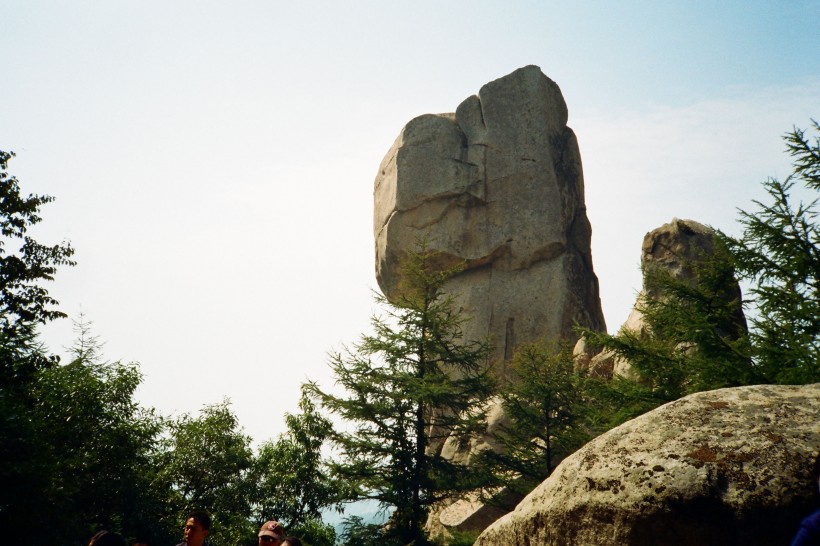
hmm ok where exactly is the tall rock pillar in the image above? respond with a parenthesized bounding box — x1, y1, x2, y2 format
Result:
(374, 65, 605, 369)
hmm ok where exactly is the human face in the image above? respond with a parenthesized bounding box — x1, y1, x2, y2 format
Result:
(184, 517, 209, 546)
(258, 535, 283, 546)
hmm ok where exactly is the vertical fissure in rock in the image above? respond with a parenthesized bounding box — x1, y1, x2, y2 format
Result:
(504, 317, 515, 366)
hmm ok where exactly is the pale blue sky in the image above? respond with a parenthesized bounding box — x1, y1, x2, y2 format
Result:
(1, 1, 818, 443)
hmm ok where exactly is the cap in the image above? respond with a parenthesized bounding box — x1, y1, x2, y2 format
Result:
(258, 520, 284, 538)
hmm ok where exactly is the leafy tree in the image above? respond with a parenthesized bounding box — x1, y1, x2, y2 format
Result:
(0, 151, 75, 531)
(721, 120, 820, 384)
(475, 342, 603, 497)
(0, 324, 58, 542)
(250, 387, 343, 546)
(1, 315, 166, 545)
(35, 318, 164, 541)
(0, 152, 84, 545)
(0, 341, 61, 544)
(307, 247, 495, 545)
(0, 150, 75, 340)
(289, 517, 338, 546)
(156, 401, 255, 546)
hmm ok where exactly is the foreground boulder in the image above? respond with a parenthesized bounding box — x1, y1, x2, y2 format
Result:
(475, 383, 820, 546)
(374, 65, 605, 368)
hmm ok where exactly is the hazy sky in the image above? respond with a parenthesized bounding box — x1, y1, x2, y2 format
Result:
(2, 1, 818, 444)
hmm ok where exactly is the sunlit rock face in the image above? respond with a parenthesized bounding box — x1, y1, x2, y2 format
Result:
(474, 383, 820, 546)
(374, 65, 606, 368)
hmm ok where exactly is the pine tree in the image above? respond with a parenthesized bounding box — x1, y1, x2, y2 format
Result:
(474, 342, 602, 498)
(720, 120, 820, 383)
(580, 121, 820, 419)
(307, 247, 495, 545)
(584, 238, 756, 411)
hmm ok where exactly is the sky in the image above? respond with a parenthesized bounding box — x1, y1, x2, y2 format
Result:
(1, 0, 818, 445)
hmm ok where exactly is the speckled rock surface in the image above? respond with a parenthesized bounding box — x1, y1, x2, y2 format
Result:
(475, 383, 820, 546)
(374, 65, 605, 367)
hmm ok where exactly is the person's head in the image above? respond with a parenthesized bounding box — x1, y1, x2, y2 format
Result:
(88, 531, 127, 546)
(281, 538, 302, 546)
(258, 520, 285, 545)
(132, 537, 150, 546)
(183, 510, 211, 546)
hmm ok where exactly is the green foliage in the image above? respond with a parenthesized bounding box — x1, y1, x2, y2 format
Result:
(308, 246, 495, 545)
(584, 239, 756, 409)
(0, 150, 75, 340)
(0, 317, 167, 545)
(36, 344, 162, 538)
(289, 516, 338, 546)
(435, 529, 481, 546)
(580, 121, 820, 427)
(249, 387, 342, 545)
(720, 120, 820, 384)
(476, 343, 603, 497)
(0, 152, 76, 519)
(581, 374, 667, 430)
(578, 238, 760, 427)
(157, 400, 256, 545)
(338, 515, 400, 546)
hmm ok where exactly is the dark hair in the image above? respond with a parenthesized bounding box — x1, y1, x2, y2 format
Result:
(282, 538, 303, 546)
(88, 530, 127, 546)
(187, 510, 212, 531)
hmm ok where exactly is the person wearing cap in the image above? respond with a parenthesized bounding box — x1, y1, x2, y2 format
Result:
(258, 520, 285, 545)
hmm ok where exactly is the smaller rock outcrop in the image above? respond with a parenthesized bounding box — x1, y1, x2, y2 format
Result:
(474, 383, 820, 546)
(575, 218, 746, 379)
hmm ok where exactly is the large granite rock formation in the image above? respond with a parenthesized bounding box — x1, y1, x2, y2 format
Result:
(374, 65, 606, 369)
(474, 383, 820, 546)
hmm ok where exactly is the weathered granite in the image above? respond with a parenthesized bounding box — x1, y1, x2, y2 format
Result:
(475, 383, 820, 546)
(374, 65, 606, 368)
